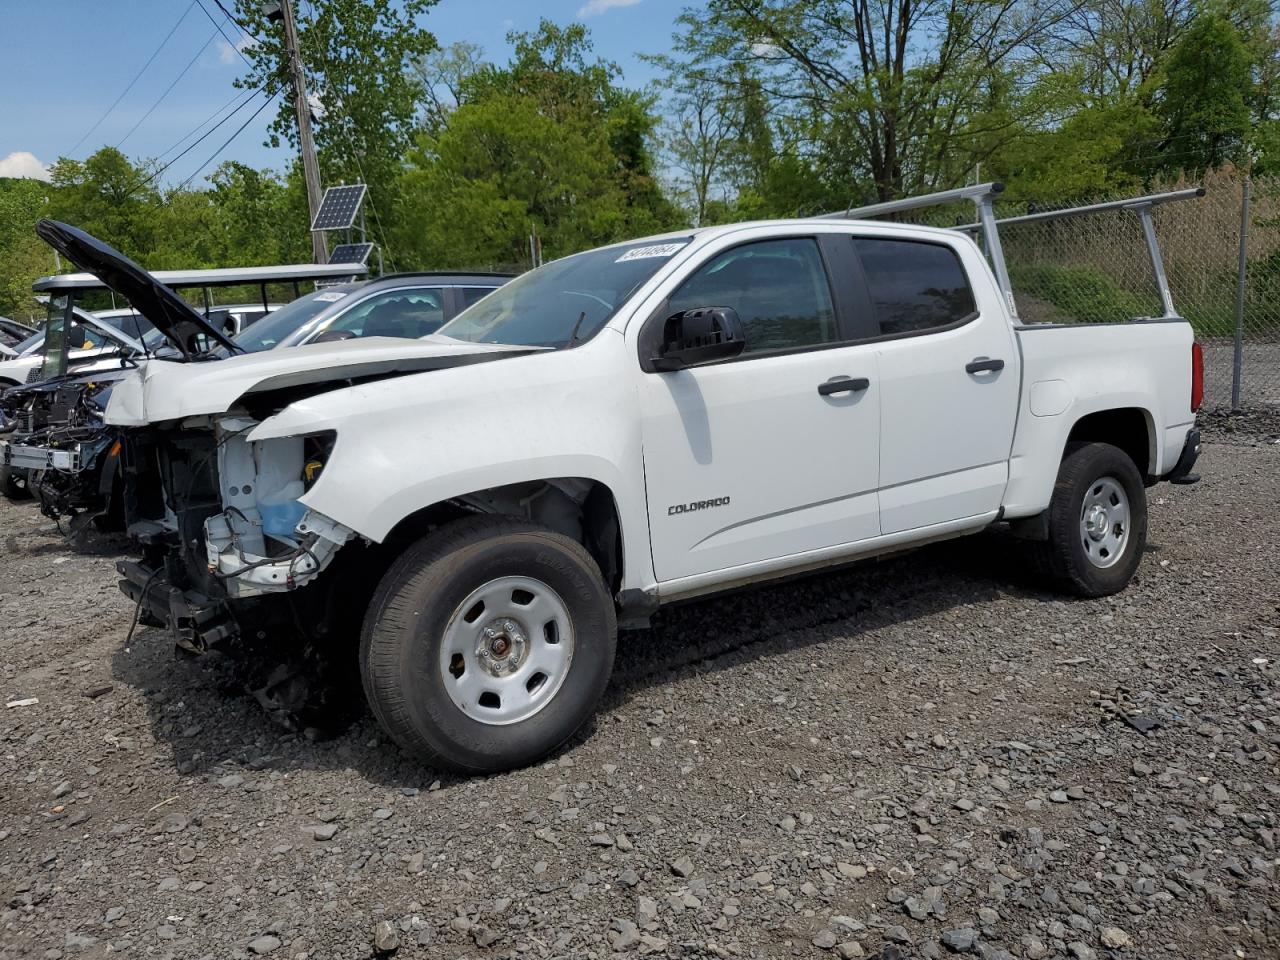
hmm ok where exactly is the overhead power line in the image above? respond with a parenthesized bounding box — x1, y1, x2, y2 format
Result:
(195, 0, 255, 69)
(132, 83, 273, 193)
(212, 0, 264, 43)
(117, 28, 220, 149)
(154, 86, 254, 163)
(68, 0, 198, 155)
(175, 88, 280, 190)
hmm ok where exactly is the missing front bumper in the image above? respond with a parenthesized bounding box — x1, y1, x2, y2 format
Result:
(117, 559, 236, 652)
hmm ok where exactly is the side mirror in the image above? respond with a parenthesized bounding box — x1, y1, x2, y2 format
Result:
(651, 306, 746, 371)
(312, 329, 357, 344)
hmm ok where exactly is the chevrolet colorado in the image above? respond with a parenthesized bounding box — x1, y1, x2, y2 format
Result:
(51, 183, 1204, 773)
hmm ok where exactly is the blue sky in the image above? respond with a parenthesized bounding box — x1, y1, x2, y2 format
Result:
(0, 0, 691, 186)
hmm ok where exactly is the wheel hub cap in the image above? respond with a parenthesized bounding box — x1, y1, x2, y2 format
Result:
(1079, 476, 1130, 569)
(439, 575, 576, 725)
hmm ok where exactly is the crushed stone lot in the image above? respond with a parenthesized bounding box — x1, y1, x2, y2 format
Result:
(1, 437, 1278, 960)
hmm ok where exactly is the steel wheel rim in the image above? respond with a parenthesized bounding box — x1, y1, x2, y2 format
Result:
(1080, 476, 1130, 569)
(438, 575, 575, 725)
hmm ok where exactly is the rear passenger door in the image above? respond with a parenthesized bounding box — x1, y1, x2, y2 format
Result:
(857, 237, 1019, 534)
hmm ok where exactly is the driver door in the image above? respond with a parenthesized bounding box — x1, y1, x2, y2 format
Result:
(638, 237, 881, 584)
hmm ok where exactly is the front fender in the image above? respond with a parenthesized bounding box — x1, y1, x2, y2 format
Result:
(246, 339, 656, 592)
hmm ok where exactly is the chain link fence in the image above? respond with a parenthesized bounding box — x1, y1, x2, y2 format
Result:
(989, 168, 1279, 411)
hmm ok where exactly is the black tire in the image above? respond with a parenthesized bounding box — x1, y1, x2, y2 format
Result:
(0, 462, 31, 500)
(1029, 441, 1148, 597)
(360, 515, 617, 773)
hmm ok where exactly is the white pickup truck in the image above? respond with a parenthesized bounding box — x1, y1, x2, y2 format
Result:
(40, 184, 1203, 773)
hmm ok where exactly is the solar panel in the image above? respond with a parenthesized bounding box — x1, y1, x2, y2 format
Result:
(327, 242, 374, 266)
(310, 184, 367, 231)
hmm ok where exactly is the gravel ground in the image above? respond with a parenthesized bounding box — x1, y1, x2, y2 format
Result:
(1, 440, 1278, 960)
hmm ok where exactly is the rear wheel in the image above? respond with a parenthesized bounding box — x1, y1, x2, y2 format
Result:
(360, 516, 617, 773)
(1029, 441, 1147, 597)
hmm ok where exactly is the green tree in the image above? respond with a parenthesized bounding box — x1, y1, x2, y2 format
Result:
(1154, 12, 1252, 175)
(0, 178, 55, 320)
(45, 148, 161, 258)
(396, 21, 680, 268)
(232, 0, 439, 239)
(205, 161, 310, 266)
(662, 0, 1079, 204)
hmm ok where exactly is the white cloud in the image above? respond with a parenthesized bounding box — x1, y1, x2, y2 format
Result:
(0, 151, 50, 181)
(217, 35, 257, 64)
(577, 0, 641, 17)
(750, 41, 782, 57)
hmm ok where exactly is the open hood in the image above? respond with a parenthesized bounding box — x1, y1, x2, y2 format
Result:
(35, 220, 239, 360)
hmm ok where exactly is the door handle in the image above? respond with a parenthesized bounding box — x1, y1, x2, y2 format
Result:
(818, 376, 870, 396)
(965, 357, 1005, 374)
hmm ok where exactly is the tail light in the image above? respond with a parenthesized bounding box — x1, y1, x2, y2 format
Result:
(1190, 342, 1203, 413)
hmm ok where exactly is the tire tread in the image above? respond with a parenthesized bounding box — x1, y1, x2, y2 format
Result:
(359, 514, 615, 773)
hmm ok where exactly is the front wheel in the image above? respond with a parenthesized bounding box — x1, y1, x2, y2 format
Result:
(360, 516, 617, 773)
(0, 462, 31, 500)
(1029, 441, 1148, 597)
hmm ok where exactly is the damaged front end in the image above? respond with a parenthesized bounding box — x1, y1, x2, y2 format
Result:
(0, 376, 123, 526)
(116, 415, 368, 729)
(118, 416, 358, 645)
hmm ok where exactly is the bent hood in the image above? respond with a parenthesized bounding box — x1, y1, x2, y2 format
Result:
(35, 220, 238, 359)
(105, 335, 542, 426)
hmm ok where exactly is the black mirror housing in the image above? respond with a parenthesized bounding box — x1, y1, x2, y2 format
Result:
(312, 329, 357, 344)
(652, 306, 746, 371)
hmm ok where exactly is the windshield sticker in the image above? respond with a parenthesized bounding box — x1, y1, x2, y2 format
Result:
(615, 243, 687, 263)
(315, 292, 347, 302)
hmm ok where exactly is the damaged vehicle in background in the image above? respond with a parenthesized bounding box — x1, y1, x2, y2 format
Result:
(53, 183, 1202, 774)
(0, 316, 38, 355)
(0, 305, 145, 390)
(2, 232, 508, 527)
(0, 248, 365, 517)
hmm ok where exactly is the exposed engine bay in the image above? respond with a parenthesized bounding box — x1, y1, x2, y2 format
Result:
(0, 375, 124, 527)
(114, 407, 614, 732)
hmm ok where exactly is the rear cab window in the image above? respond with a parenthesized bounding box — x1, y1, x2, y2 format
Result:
(853, 238, 976, 337)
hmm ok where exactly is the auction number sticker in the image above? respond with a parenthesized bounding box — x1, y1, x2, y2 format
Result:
(314, 292, 348, 302)
(615, 243, 687, 262)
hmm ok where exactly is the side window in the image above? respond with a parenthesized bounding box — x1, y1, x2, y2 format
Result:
(70, 323, 101, 350)
(853, 238, 976, 336)
(666, 238, 836, 355)
(458, 286, 496, 310)
(324, 288, 447, 340)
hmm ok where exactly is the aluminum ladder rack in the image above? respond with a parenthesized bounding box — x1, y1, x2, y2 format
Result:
(815, 183, 1204, 321)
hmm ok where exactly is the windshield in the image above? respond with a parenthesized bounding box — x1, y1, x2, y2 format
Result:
(229, 289, 351, 354)
(438, 239, 692, 347)
(98, 311, 155, 342)
(12, 330, 43, 356)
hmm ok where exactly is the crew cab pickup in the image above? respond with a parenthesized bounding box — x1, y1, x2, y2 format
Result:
(41, 183, 1203, 773)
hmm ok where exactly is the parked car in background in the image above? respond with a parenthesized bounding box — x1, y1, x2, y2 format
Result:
(0, 251, 364, 516)
(0, 306, 144, 389)
(0, 316, 38, 355)
(228, 271, 512, 353)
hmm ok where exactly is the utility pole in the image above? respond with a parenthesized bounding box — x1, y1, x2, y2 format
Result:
(270, 0, 327, 263)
